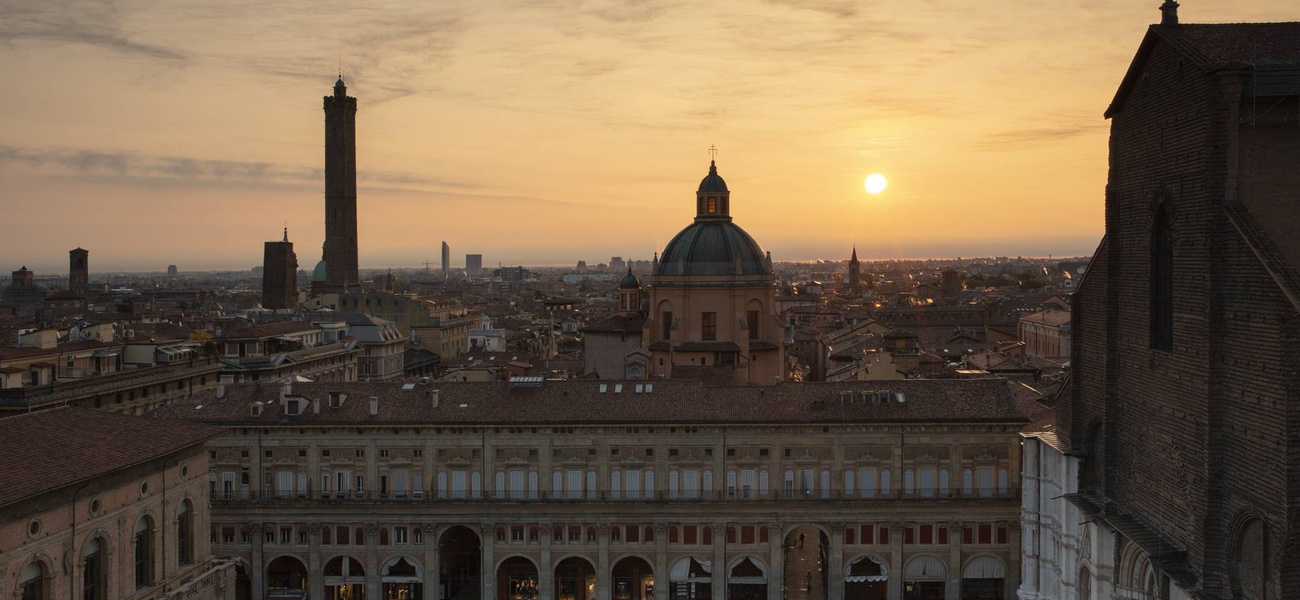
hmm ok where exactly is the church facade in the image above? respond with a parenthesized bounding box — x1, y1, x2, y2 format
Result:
(642, 161, 785, 385)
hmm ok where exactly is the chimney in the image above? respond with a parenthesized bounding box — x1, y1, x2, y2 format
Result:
(429, 389, 440, 408)
(313, 397, 320, 414)
(216, 381, 226, 399)
(280, 380, 292, 405)
(369, 396, 379, 416)
(1159, 0, 1179, 26)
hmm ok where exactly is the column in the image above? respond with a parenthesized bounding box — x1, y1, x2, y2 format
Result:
(950, 442, 963, 499)
(540, 522, 554, 600)
(653, 524, 668, 600)
(597, 523, 611, 600)
(829, 523, 845, 600)
(888, 521, 903, 600)
(308, 442, 320, 497)
(365, 443, 378, 498)
(766, 523, 783, 600)
(309, 522, 324, 600)
(480, 523, 495, 600)
(364, 523, 379, 600)
(422, 524, 439, 600)
(947, 522, 962, 600)
(251, 522, 265, 600)
(1007, 521, 1023, 600)
(711, 523, 726, 600)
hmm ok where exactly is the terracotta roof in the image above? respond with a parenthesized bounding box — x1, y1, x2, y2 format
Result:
(582, 314, 647, 334)
(1019, 310, 1072, 327)
(153, 378, 1028, 426)
(219, 321, 317, 340)
(1165, 22, 1300, 68)
(0, 340, 116, 361)
(0, 407, 224, 508)
(1108, 21, 1300, 117)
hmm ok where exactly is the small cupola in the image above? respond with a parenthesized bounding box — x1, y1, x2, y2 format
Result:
(618, 267, 642, 313)
(695, 160, 732, 221)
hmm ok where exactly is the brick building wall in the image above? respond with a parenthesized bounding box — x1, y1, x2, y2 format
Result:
(1068, 22, 1300, 599)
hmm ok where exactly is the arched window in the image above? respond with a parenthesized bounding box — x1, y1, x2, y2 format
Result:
(20, 561, 47, 600)
(84, 538, 105, 600)
(134, 516, 154, 589)
(177, 500, 194, 565)
(1150, 203, 1173, 351)
(1232, 518, 1268, 600)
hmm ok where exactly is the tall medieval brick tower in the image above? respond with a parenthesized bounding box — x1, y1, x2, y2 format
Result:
(69, 247, 88, 296)
(323, 77, 359, 291)
(262, 228, 298, 310)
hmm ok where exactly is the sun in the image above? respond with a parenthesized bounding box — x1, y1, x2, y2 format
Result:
(865, 173, 888, 195)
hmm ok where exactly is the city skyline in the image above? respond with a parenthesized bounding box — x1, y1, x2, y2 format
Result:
(1, 0, 1289, 272)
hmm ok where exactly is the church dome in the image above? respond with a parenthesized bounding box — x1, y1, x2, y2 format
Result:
(654, 160, 772, 279)
(619, 268, 641, 289)
(312, 259, 327, 282)
(656, 221, 770, 277)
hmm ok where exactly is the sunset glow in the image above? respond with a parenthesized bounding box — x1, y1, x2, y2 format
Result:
(0, 0, 1290, 271)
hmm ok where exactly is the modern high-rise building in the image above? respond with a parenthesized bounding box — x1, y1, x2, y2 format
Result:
(441, 241, 450, 278)
(262, 228, 298, 310)
(323, 77, 359, 291)
(465, 254, 483, 275)
(69, 247, 88, 296)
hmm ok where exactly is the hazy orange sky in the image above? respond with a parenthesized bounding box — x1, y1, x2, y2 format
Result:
(0, 0, 1290, 272)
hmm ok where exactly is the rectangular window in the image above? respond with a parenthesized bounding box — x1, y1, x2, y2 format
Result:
(707, 197, 717, 214)
(395, 527, 408, 544)
(747, 310, 759, 338)
(661, 311, 673, 341)
(701, 312, 717, 340)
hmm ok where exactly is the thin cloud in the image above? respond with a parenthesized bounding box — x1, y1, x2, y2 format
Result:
(969, 124, 1107, 151)
(0, 0, 186, 60)
(0, 145, 473, 190)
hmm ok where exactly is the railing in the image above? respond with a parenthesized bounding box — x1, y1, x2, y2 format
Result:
(211, 487, 1018, 504)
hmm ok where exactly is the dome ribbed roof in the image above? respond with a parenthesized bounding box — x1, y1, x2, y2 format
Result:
(619, 268, 641, 289)
(312, 259, 327, 282)
(655, 221, 770, 277)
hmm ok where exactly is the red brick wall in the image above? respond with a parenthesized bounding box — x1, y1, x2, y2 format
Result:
(1072, 36, 1299, 597)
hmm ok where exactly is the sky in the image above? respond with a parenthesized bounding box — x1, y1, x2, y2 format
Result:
(0, 0, 1290, 272)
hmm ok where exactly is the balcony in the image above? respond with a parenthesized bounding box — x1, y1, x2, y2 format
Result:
(211, 486, 1017, 506)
